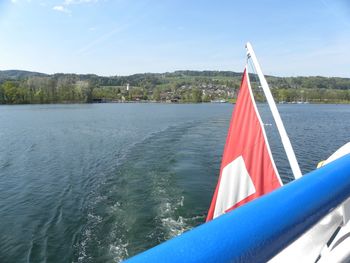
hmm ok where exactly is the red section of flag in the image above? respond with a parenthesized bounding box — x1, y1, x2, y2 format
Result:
(206, 69, 281, 222)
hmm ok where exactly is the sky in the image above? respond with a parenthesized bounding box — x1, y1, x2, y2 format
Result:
(0, 0, 349, 77)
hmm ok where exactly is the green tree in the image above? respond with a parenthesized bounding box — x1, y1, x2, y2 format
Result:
(0, 83, 4, 103)
(153, 88, 161, 101)
(3, 81, 21, 104)
(191, 88, 202, 103)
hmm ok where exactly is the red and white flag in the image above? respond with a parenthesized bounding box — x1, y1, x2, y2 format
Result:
(206, 68, 282, 221)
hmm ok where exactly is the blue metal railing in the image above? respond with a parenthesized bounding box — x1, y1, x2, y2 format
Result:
(125, 154, 350, 263)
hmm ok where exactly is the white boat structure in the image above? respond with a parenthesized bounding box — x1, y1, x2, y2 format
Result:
(125, 43, 350, 263)
(210, 99, 228, 103)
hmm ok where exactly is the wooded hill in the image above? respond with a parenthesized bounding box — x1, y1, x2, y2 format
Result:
(1, 70, 350, 104)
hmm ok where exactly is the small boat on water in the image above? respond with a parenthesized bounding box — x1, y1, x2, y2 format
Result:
(125, 43, 350, 262)
(210, 99, 228, 103)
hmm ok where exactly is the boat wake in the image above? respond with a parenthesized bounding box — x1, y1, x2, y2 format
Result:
(73, 120, 221, 262)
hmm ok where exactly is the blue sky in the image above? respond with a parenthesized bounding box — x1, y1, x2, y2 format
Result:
(0, 0, 349, 77)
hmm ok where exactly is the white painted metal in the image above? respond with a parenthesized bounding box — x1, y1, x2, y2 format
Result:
(245, 42, 302, 179)
(271, 144, 350, 262)
(245, 67, 282, 186)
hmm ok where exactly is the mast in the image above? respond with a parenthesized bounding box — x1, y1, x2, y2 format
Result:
(245, 42, 302, 179)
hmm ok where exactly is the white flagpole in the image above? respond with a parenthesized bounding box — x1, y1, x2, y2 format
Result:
(245, 42, 302, 179)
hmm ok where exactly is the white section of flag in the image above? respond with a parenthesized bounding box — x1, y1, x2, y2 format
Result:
(213, 156, 256, 218)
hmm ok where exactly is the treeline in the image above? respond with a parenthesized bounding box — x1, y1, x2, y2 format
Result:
(0, 70, 350, 104)
(270, 88, 350, 103)
(0, 75, 97, 104)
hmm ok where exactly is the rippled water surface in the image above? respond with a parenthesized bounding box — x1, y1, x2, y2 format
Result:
(0, 103, 349, 262)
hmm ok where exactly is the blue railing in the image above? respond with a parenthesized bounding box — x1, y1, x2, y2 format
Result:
(125, 154, 350, 263)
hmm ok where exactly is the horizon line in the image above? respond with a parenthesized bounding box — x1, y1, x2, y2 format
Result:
(0, 68, 349, 79)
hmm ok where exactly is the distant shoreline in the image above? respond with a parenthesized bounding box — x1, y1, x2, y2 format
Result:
(1, 69, 350, 105)
(2, 101, 350, 106)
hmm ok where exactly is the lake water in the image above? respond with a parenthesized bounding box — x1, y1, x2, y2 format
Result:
(0, 103, 350, 262)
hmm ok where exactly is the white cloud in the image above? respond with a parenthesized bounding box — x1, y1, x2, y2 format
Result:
(64, 0, 99, 5)
(52, 0, 100, 14)
(10, 0, 32, 3)
(53, 5, 71, 13)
